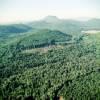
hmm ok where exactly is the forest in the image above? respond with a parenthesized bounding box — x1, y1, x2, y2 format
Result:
(0, 16, 100, 100)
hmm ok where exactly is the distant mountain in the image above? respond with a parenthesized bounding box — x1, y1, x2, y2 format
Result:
(1, 16, 100, 38)
(86, 18, 100, 26)
(74, 17, 91, 21)
(82, 18, 100, 30)
(43, 16, 60, 23)
(0, 24, 32, 37)
(28, 16, 100, 36)
(29, 16, 82, 36)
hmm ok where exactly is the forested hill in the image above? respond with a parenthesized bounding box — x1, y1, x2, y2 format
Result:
(0, 24, 32, 37)
(0, 17, 100, 100)
(17, 29, 72, 50)
(28, 16, 100, 36)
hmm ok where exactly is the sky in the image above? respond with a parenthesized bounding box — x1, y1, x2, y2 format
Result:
(0, 0, 100, 24)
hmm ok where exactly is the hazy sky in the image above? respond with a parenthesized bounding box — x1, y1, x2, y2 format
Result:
(0, 0, 100, 23)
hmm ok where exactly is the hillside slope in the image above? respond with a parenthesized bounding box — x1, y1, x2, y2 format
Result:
(0, 17, 100, 100)
(18, 29, 72, 50)
(0, 24, 32, 37)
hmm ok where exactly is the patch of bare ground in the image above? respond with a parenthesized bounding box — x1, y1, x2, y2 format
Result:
(21, 45, 64, 54)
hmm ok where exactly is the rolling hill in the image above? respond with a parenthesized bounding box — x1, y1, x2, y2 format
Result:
(28, 16, 100, 36)
(18, 29, 72, 50)
(0, 24, 32, 38)
(0, 16, 100, 100)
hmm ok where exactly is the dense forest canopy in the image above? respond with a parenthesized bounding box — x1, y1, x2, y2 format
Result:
(0, 16, 100, 100)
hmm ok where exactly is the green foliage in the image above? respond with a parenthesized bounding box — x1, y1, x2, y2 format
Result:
(18, 29, 72, 49)
(0, 20, 100, 100)
(0, 24, 32, 38)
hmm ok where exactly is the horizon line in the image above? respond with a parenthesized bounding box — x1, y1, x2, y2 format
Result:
(0, 15, 100, 25)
